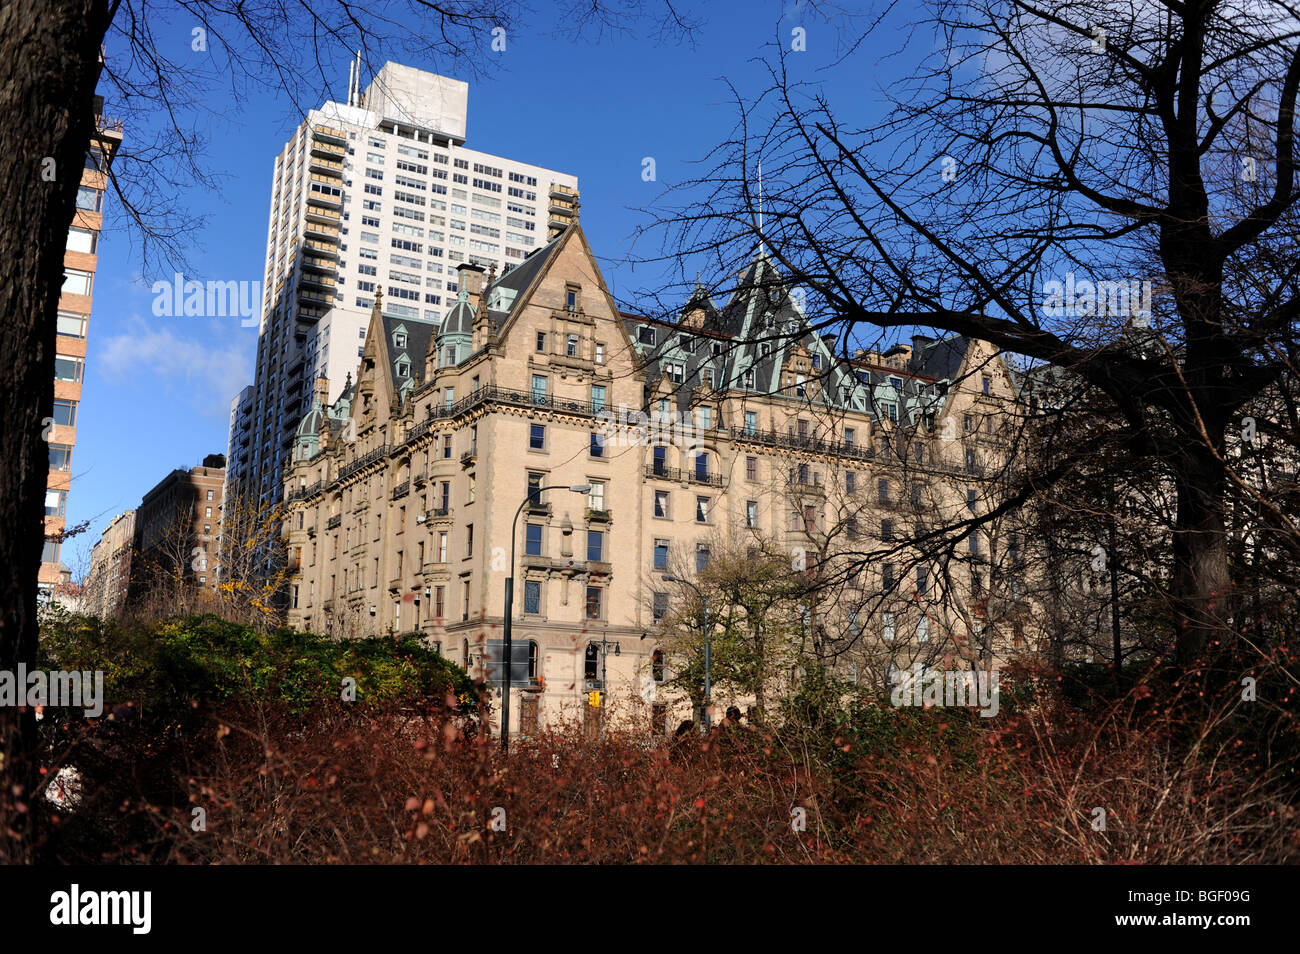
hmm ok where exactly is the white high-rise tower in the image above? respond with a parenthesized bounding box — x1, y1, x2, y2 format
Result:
(226, 62, 579, 501)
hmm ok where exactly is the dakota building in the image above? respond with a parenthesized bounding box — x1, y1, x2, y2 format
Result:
(281, 221, 1030, 733)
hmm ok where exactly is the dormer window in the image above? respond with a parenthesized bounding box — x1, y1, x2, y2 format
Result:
(760, 343, 771, 357)
(395, 332, 407, 349)
(396, 361, 410, 378)
(890, 376, 903, 390)
(566, 286, 579, 311)
(742, 368, 755, 389)
(639, 326, 656, 346)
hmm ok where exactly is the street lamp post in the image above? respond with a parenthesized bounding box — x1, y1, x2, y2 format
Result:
(663, 573, 711, 730)
(502, 483, 590, 753)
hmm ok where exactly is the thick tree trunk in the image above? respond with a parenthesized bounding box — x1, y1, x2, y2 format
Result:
(0, 0, 108, 862)
(1170, 443, 1232, 669)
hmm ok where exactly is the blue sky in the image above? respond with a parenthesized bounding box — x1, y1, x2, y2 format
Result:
(68, 1, 907, 574)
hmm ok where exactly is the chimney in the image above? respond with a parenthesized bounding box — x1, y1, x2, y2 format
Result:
(457, 262, 487, 311)
(313, 375, 329, 407)
(912, 333, 935, 355)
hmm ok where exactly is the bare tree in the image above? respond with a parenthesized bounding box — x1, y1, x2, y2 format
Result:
(636, 0, 1300, 671)
(0, 0, 698, 861)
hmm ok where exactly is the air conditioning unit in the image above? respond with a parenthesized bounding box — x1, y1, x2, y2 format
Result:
(416, 513, 427, 524)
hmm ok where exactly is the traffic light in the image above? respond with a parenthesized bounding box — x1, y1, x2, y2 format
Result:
(587, 689, 603, 707)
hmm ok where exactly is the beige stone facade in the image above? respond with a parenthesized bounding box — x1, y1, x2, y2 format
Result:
(283, 223, 1031, 735)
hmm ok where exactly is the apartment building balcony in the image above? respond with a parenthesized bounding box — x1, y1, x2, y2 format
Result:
(308, 155, 345, 176)
(412, 473, 428, 488)
(301, 257, 337, 276)
(305, 203, 341, 223)
(429, 507, 450, 519)
(299, 273, 337, 292)
(585, 508, 611, 523)
(326, 513, 342, 530)
(302, 239, 339, 259)
(312, 124, 347, 145)
(643, 465, 722, 487)
(460, 449, 476, 467)
(391, 480, 410, 500)
(303, 219, 341, 239)
(297, 290, 334, 311)
(306, 191, 342, 211)
(288, 479, 323, 502)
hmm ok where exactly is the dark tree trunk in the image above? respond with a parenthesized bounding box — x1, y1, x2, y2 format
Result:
(0, 0, 108, 861)
(1170, 442, 1232, 669)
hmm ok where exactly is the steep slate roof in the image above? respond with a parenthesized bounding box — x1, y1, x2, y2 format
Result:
(621, 247, 966, 424)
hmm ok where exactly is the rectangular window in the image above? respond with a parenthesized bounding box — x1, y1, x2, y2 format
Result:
(590, 432, 605, 458)
(56, 312, 87, 338)
(652, 445, 667, 475)
(881, 519, 894, 542)
(653, 591, 669, 623)
(591, 385, 606, 413)
(746, 456, 757, 480)
(531, 374, 548, 403)
(653, 538, 669, 571)
(75, 186, 102, 212)
(434, 586, 445, 619)
(437, 532, 448, 563)
(524, 580, 541, 614)
(655, 491, 669, 519)
(529, 424, 546, 450)
(878, 479, 891, 506)
(66, 227, 97, 254)
(54, 355, 83, 383)
(744, 411, 757, 435)
(846, 471, 856, 493)
(916, 567, 928, 596)
(746, 500, 758, 528)
(567, 333, 579, 357)
(696, 545, 711, 573)
(51, 399, 77, 428)
(466, 524, 474, 557)
(883, 563, 894, 589)
(883, 611, 896, 641)
(45, 489, 67, 517)
(587, 530, 604, 562)
(62, 270, 92, 296)
(585, 586, 603, 620)
(49, 443, 73, 472)
(536, 331, 546, 352)
(696, 496, 709, 523)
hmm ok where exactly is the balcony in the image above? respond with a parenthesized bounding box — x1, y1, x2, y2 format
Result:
(585, 508, 611, 523)
(309, 155, 344, 176)
(392, 480, 410, 500)
(305, 203, 342, 223)
(312, 124, 347, 145)
(326, 513, 342, 530)
(643, 465, 722, 488)
(303, 223, 340, 243)
(460, 449, 476, 467)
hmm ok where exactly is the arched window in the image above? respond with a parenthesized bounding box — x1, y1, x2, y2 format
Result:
(462, 637, 470, 665)
(527, 641, 539, 680)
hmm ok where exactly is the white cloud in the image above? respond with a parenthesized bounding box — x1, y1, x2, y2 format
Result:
(97, 318, 251, 414)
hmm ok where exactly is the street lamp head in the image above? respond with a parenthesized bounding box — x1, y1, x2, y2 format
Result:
(662, 573, 679, 583)
(568, 484, 592, 493)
